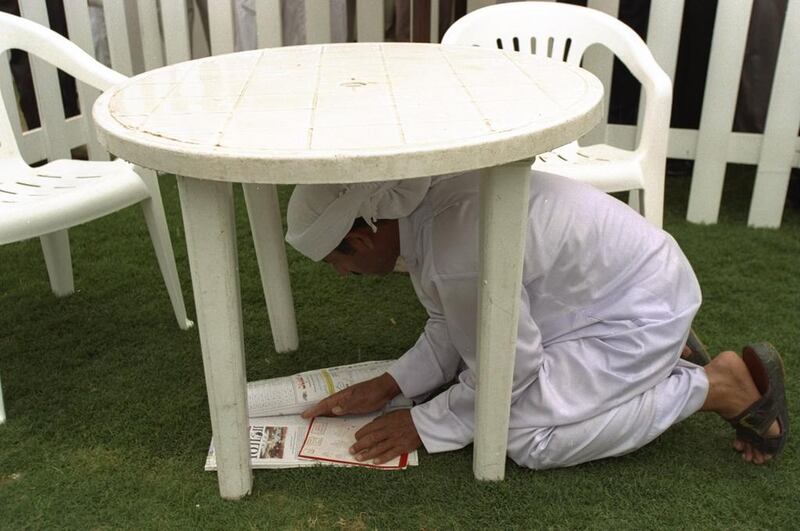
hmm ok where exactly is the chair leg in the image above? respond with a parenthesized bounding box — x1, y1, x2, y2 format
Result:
(242, 183, 299, 353)
(627, 189, 642, 215)
(136, 167, 194, 330)
(641, 186, 665, 229)
(0, 372, 6, 424)
(40, 230, 74, 296)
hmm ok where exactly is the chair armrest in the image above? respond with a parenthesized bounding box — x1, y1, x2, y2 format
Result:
(0, 12, 127, 91)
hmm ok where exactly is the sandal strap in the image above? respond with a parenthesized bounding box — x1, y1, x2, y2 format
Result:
(733, 426, 783, 455)
(727, 394, 779, 436)
(685, 328, 711, 366)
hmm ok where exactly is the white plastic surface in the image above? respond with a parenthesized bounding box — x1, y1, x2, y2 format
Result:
(686, 0, 753, 224)
(443, 2, 672, 227)
(177, 176, 252, 499)
(93, 41, 602, 494)
(93, 43, 603, 184)
(474, 160, 531, 480)
(0, 12, 192, 423)
(747, 0, 800, 228)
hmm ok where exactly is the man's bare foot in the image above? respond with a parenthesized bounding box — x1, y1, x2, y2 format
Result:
(701, 351, 782, 464)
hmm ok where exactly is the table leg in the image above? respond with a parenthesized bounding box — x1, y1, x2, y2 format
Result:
(473, 160, 531, 481)
(242, 183, 299, 353)
(176, 176, 252, 499)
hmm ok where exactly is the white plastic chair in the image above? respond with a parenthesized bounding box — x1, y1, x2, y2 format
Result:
(442, 2, 672, 227)
(0, 13, 192, 423)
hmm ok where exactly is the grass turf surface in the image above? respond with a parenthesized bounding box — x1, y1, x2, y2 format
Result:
(1, 166, 798, 529)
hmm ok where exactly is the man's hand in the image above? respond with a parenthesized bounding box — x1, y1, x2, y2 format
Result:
(301, 372, 401, 418)
(350, 409, 422, 465)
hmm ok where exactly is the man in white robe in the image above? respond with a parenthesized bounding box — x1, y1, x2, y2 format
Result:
(288, 170, 787, 469)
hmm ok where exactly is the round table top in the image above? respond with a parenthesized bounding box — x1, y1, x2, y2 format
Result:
(93, 43, 603, 184)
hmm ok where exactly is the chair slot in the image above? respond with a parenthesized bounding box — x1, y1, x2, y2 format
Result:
(496, 38, 503, 49)
(16, 181, 41, 188)
(512, 37, 520, 51)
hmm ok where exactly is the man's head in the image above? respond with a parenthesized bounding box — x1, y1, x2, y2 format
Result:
(285, 178, 430, 274)
(323, 217, 400, 276)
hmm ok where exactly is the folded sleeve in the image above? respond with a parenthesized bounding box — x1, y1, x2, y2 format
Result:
(410, 287, 544, 453)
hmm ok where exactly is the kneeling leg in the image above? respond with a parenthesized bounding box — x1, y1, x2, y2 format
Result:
(507, 362, 708, 470)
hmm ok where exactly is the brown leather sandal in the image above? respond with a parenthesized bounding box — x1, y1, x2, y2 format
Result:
(726, 343, 790, 459)
(683, 328, 711, 366)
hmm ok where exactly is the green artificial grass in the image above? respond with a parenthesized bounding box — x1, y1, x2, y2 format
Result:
(1, 165, 798, 529)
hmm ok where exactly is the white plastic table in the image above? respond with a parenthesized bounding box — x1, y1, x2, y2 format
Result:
(93, 42, 602, 499)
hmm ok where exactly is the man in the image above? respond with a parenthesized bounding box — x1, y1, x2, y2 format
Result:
(287, 170, 788, 469)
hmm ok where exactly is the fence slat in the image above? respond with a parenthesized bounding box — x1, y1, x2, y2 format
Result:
(430, 0, 440, 43)
(645, 0, 684, 82)
(643, 0, 684, 143)
(18, 2, 72, 161)
(209, 1, 236, 55)
(687, 0, 754, 224)
(748, 1, 800, 228)
(0, 51, 26, 154)
(356, 0, 384, 42)
(256, 0, 283, 47)
(467, 0, 494, 13)
(305, 1, 332, 44)
(580, 0, 620, 146)
(63, 0, 108, 161)
(103, 0, 135, 75)
(162, 0, 192, 64)
(330, 0, 348, 42)
(137, 0, 164, 70)
(125, 0, 145, 73)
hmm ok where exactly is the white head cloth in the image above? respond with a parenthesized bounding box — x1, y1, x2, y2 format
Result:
(286, 177, 431, 261)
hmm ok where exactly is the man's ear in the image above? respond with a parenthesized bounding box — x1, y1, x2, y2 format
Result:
(343, 228, 375, 251)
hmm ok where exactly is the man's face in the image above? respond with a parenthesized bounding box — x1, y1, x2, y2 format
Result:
(322, 220, 400, 276)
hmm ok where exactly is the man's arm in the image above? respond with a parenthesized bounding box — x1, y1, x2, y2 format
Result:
(301, 308, 461, 419)
(387, 310, 462, 401)
(411, 285, 544, 452)
(344, 285, 544, 463)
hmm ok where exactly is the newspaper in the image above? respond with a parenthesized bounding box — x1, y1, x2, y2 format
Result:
(298, 414, 412, 469)
(205, 412, 418, 471)
(205, 415, 314, 470)
(205, 360, 418, 471)
(247, 360, 409, 417)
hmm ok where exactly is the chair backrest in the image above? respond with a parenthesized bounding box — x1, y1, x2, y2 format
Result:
(0, 12, 126, 160)
(444, 2, 651, 75)
(442, 2, 670, 154)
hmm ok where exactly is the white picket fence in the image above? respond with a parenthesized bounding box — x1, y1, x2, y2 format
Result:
(2, 0, 798, 227)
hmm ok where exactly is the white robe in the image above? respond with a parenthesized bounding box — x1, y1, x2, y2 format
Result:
(388, 171, 709, 469)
